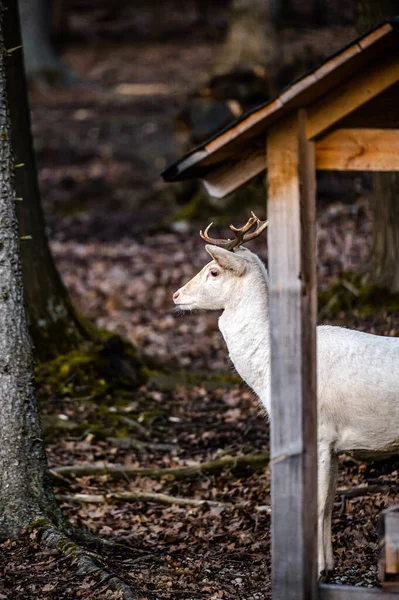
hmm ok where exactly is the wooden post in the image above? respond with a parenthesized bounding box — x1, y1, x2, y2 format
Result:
(267, 109, 318, 600)
(379, 506, 399, 591)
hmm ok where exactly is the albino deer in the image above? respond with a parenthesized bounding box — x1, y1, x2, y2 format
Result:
(173, 213, 399, 576)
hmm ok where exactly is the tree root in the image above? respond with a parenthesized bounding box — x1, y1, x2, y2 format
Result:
(31, 520, 136, 600)
(69, 527, 150, 557)
(56, 490, 271, 514)
(51, 452, 269, 481)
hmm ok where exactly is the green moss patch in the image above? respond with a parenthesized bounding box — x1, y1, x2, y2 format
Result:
(319, 273, 399, 319)
(36, 334, 147, 404)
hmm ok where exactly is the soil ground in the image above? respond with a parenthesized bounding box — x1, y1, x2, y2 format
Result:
(1, 3, 398, 599)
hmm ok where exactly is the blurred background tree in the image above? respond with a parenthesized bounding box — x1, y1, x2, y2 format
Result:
(18, 0, 74, 85)
(356, 0, 399, 293)
(211, 0, 278, 93)
(4, 1, 89, 362)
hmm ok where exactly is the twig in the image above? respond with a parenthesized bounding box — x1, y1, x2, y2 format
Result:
(56, 491, 271, 514)
(51, 453, 269, 481)
(341, 279, 360, 297)
(116, 415, 148, 437)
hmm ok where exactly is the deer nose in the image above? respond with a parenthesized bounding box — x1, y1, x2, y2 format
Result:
(173, 290, 180, 302)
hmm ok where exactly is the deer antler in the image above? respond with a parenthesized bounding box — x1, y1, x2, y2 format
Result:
(200, 212, 268, 251)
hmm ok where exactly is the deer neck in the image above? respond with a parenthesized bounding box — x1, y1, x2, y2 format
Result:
(218, 278, 270, 412)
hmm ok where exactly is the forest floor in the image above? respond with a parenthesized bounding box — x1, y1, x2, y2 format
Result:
(1, 5, 399, 599)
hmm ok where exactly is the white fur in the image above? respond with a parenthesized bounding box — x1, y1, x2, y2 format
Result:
(173, 244, 399, 575)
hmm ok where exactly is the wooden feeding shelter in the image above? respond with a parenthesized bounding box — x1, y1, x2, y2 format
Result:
(162, 19, 399, 600)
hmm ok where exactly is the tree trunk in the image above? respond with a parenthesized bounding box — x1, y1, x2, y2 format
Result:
(213, 0, 278, 90)
(18, 0, 72, 85)
(0, 2, 61, 538)
(356, 0, 399, 292)
(367, 173, 399, 292)
(3, 1, 92, 362)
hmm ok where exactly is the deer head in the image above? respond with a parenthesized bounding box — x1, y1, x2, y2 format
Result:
(173, 214, 268, 311)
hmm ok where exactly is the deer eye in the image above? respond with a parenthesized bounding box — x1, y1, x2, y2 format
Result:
(210, 269, 219, 278)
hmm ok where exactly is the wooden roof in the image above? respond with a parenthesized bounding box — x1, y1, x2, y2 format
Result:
(162, 19, 399, 196)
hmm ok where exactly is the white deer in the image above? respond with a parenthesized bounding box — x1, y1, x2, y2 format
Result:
(173, 213, 399, 576)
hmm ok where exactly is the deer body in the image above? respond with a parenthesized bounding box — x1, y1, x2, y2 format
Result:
(173, 243, 399, 575)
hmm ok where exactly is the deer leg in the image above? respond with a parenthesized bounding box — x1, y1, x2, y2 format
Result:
(318, 444, 338, 576)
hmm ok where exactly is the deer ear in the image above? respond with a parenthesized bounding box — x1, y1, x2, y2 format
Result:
(205, 245, 246, 276)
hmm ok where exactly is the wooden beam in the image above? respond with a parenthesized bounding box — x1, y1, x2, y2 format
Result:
(200, 127, 399, 198)
(315, 128, 399, 171)
(306, 54, 399, 139)
(267, 110, 318, 600)
(319, 584, 399, 600)
(200, 147, 266, 198)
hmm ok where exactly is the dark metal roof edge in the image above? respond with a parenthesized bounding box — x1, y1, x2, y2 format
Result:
(162, 17, 399, 183)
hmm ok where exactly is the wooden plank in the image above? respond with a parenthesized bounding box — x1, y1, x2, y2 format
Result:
(338, 83, 399, 129)
(306, 54, 399, 139)
(201, 148, 266, 198)
(298, 109, 318, 593)
(313, 45, 363, 83)
(315, 128, 399, 171)
(200, 126, 399, 198)
(319, 583, 399, 600)
(163, 148, 208, 182)
(358, 23, 393, 50)
(379, 506, 399, 591)
(204, 98, 284, 154)
(267, 110, 318, 600)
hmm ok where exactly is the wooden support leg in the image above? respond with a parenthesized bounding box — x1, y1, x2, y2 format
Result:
(267, 109, 318, 600)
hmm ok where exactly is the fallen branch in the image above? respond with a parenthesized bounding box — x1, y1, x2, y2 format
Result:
(337, 484, 399, 499)
(366, 478, 399, 487)
(56, 491, 272, 514)
(106, 436, 178, 452)
(51, 453, 269, 481)
(58, 491, 232, 509)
